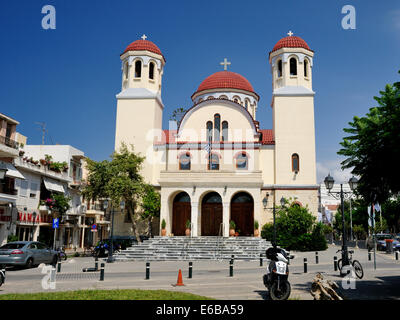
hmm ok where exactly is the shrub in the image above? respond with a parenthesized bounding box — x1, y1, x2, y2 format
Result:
(161, 219, 166, 229)
(261, 223, 274, 241)
(229, 220, 236, 230)
(254, 220, 259, 230)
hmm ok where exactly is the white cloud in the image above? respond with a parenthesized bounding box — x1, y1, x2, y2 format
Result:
(316, 159, 354, 184)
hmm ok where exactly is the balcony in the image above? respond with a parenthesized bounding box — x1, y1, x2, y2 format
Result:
(0, 135, 18, 150)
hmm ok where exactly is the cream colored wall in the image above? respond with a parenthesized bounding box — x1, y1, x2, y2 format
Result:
(114, 98, 163, 183)
(273, 96, 316, 185)
(259, 146, 275, 185)
(178, 102, 257, 143)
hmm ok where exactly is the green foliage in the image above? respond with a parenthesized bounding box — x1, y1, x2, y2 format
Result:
(170, 107, 187, 123)
(261, 222, 274, 241)
(353, 224, 367, 240)
(186, 220, 191, 229)
(161, 219, 166, 229)
(261, 199, 327, 251)
(338, 71, 400, 203)
(141, 184, 160, 221)
(52, 193, 71, 214)
(7, 234, 18, 242)
(229, 220, 236, 230)
(254, 220, 259, 230)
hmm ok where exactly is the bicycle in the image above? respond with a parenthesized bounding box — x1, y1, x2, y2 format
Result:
(0, 266, 5, 287)
(336, 249, 364, 279)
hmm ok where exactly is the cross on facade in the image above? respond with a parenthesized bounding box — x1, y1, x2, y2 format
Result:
(141, 34, 147, 40)
(220, 58, 231, 71)
(287, 30, 293, 36)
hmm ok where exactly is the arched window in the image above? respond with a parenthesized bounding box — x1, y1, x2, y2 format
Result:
(304, 59, 308, 77)
(245, 100, 249, 110)
(292, 153, 299, 173)
(124, 62, 129, 79)
(222, 121, 228, 141)
(236, 152, 248, 170)
(208, 153, 219, 170)
(135, 60, 142, 78)
(214, 114, 221, 142)
(149, 62, 155, 80)
(290, 58, 297, 76)
(277, 59, 282, 77)
(179, 152, 191, 170)
(206, 121, 213, 142)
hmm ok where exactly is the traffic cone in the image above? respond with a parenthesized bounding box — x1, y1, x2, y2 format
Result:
(174, 269, 185, 286)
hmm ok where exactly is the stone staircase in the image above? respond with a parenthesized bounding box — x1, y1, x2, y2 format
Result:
(114, 236, 271, 261)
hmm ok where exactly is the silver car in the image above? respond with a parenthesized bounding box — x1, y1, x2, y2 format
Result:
(0, 241, 58, 268)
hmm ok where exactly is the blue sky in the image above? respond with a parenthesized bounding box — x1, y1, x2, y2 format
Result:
(1, 0, 399, 183)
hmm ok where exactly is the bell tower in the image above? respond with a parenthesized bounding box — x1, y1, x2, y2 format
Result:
(114, 35, 166, 184)
(269, 32, 317, 186)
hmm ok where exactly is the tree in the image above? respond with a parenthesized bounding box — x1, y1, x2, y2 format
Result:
(261, 199, 327, 251)
(338, 71, 400, 204)
(83, 143, 147, 242)
(170, 107, 187, 125)
(141, 184, 161, 237)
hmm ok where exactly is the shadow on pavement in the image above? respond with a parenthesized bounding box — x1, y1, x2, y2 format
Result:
(340, 276, 400, 300)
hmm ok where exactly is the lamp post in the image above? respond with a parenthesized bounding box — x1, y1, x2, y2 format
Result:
(104, 200, 125, 263)
(324, 174, 358, 269)
(262, 194, 285, 246)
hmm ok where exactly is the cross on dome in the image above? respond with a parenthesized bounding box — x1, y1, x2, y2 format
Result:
(220, 58, 231, 71)
(141, 34, 147, 40)
(287, 30, 294, 36)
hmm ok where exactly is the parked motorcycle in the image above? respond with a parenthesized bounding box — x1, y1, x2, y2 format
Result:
(263, 245, 294, 300)
(0, 266, 5, 287)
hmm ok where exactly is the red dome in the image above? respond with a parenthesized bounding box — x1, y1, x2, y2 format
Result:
(194, 71, 255, 95)
(122, 39, 164, 59)
(271, 36, 311, 52)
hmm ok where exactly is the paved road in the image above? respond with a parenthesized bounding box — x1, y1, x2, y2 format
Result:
(0, 245, 399, 300)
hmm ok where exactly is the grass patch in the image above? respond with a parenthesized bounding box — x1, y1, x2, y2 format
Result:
(0, 289, 214, 300)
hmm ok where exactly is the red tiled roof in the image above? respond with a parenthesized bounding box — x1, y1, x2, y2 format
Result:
(194, 71, 256, 96)
(154, 130, 176, 145)
(325, 204, 339, 211)
(271, 36, 311, 52)
(259, 129, 275, 145)
(122, 39, 164, 59)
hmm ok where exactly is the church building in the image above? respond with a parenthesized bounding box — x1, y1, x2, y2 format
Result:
(114, 32, 318, 237)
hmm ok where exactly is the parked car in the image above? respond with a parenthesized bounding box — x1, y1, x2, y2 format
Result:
(366, 234, 399, 251)
(0, 241, 58, 268)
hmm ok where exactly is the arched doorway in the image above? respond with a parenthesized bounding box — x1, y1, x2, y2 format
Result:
(230, 192, 254, 236)
(172, 192, 191, 236)
(201, 192, 222, 236)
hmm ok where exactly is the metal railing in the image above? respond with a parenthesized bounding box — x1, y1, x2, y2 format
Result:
(0, 135, 19, 149)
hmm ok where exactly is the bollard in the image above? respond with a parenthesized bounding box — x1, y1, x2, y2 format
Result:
(334, 256, 338, 271)
(396, 251, 399, 261)
(57, 261, 61, 273)
(50, 266, 56, 283)
(368, 251, 371, 261)
(188, 262, 193, 279)
(100, 263, 105, 281)
(231, 255, 235, 262)
(145, 262, 150, 280)
(260, 254, 263, 267)
(95, 257, 98, 271)
(303, 258, 307, 273)
(229, 259, 233, 277)
(315, 252, 319, 264)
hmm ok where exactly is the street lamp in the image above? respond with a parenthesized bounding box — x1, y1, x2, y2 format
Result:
(324, 174, 358, 270)
(262, 193, 286, 247)
(104, 200, 125, 263)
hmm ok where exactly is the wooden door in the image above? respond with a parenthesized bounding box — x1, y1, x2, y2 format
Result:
(231, 202, 254, 236)
(172, 202, 191, 236)
(201, 203, 223, 236)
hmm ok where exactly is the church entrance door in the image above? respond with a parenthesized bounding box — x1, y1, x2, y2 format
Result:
(201, 192, 223, 236)
(230, 192, 254, 236)
(172, 192, 191, 236)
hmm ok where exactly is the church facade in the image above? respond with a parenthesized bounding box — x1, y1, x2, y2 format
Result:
(114, 33, 318, 237)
